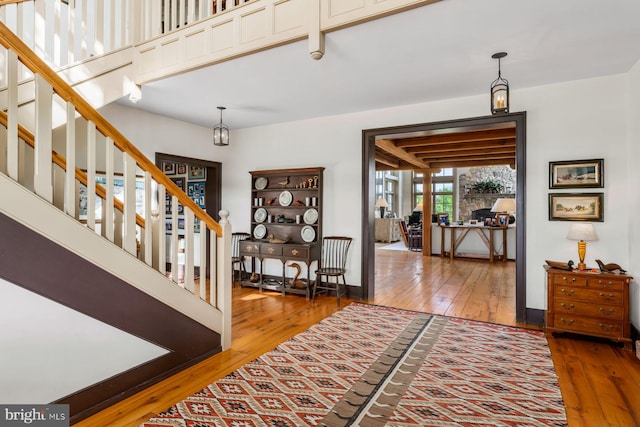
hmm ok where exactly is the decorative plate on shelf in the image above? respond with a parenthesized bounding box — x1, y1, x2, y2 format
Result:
(303, 208, 318, 224)
(254, 208, 267, 223)
(279, 190, 293, 206)
(253, 224, 267, 239)
(301, 225, 316, 243)
(255, 177, 268, 190)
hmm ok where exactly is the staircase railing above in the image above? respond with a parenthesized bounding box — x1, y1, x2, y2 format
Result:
(0, 20, 232, 348)
(0, 0, 254, 71)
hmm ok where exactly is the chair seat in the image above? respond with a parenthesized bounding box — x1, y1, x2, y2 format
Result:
(315, 267, 346, 276)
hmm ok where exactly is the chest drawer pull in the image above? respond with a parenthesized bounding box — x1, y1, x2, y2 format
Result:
(599, 323, 614, 331)
(560, 318, 574, 325)
(560, 288, 575, 295)
(560, 303, 575, 309)
(598, 292, 615, 299)
(599, 307, 615, 315)
(562, 276, 576, 282)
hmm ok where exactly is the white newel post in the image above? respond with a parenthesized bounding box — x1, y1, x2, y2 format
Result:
(217, 209, 232, 350)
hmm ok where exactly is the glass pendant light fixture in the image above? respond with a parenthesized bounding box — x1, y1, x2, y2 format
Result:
(213, 106, 229, 146)
(490, 52, 509, 114)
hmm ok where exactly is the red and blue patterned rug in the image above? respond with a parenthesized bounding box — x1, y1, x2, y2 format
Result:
(142, 303, 567, 426)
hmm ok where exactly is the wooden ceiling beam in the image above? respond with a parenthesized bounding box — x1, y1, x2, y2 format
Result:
(375, 139, 430, 169)
(418, 148, 516, 161)
(405, 139, 515, 154)
(421, 153, 515, 163)
(394, 129, 516, 147)
(375, 154, 399, 169)
(428, 158, 516, 169)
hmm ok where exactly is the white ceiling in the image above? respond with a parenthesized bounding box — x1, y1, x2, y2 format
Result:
(118, 0, 640, 130)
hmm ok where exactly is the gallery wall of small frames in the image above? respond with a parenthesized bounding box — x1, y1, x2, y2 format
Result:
(162, 161, 207, 233)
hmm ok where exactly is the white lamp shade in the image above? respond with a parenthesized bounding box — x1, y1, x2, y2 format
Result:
(375, 197, 389, 208)
(413, 203, 423, 212)
(491, 198, 516, 213)
(567, 223, 598, 241)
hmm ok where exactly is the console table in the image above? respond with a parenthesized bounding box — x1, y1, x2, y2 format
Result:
(545, 266, 633, 349)
(239, 240, 320, 298)
(440, 224, 507, 261)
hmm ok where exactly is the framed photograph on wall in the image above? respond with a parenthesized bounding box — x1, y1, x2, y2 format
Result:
(548, 193, 604, 222)
(189, 165, 206, 180)
(162, 161, 176, 175)
(549, 158, 604, 189)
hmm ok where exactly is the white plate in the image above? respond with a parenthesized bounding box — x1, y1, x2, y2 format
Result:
(279, 190, 293, 206)
(255, 177, 268, 190)
(301, 225, 315, 243)
(253, 224, 266, 239)
(303, 208, 318, 224)
(254, 208, 267, 223)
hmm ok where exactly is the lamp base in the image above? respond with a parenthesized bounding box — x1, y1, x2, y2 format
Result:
(577, 262, 587, 270)
(379, 207, 386, 219)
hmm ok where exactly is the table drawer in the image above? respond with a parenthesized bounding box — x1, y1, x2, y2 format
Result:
(554, 287, 623, 305)
(240, 241, 259, 254)
(551, 274, 587, 287)
(553, 315, 623, 338)
(587, 277, 626, 291)
(554, 299, 624, 320)
(284, 245, 309, 259)
(261, 244, 282, 256)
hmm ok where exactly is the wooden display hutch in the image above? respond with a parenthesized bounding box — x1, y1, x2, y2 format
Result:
(239, 167, 324, 298)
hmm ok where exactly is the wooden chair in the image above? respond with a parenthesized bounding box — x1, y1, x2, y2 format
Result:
(231, 232, 250, 285)
(399, 220, 410, 247)
(312, 236, 353, 306)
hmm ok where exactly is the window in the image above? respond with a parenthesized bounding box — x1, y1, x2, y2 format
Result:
(375, 171, 398, 216)
(412, 168, 456, 218)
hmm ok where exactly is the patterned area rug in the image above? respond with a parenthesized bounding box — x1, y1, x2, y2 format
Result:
(142, 303, 567, 426)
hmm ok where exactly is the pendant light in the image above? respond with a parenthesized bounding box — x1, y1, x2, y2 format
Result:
(490, 52, 509, 114)
(213, 106, 229, 146)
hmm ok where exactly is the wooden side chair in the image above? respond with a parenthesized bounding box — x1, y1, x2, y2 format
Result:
(399, 220, 410, 247)
(231, 232, 250, 285)
(312, 236, 353, 306)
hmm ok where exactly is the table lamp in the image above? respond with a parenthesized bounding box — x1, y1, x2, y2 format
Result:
(375, 197, 389, 218)
(490, 198, 516, 214)
(566, 223, 597, 270)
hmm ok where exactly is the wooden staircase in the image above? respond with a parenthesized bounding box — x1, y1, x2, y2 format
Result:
(0, 21, 232, 422)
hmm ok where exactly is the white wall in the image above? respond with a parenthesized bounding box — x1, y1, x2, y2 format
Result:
(101, 72, 634, 326)
(626, 59, 640, 328)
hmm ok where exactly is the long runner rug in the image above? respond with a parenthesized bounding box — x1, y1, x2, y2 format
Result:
(142, 303, 567, 426)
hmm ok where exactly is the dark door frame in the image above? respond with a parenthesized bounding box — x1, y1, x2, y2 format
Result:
(361, 112, 528, 323)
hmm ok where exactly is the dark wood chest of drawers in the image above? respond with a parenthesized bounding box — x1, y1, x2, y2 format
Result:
(545, 266, 633, 349)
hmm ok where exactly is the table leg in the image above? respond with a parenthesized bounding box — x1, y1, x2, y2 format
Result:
(450, 227, 454, 260)
(489, 228, 494, 262)
(502, 227, 507, 262)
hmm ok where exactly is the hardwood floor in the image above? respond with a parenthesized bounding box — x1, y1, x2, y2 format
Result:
(77, 246, 639, 426)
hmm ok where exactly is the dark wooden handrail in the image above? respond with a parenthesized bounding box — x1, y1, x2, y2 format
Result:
(0, 21, 222, 237)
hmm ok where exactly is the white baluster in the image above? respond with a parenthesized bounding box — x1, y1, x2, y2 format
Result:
(123, 153, 137, 255)
(94, 0, 105, 55)
(184, 209, 195, 292)
(199, 219, 207, 300)
(67, 0, 74, 64)
(6, 50, 19, 181)
(187, 0, 196, 25)
(34, 0, 45, 60)
(157, 183, 166, 274)
(104, 137, 115, 241)
(80, 0, 88, 59)
(170, 0, 178, 31)
(34, 74, 53, 203)
(143, 171, 153, 265)
(209, 224, 217, 306)
(171, 194, 180, 284)
(86, 122, 97, 230)
(53, 0, 61, 67)
(64, 101, 76, 218)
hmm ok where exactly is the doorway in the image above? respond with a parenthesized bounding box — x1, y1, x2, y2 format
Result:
(361, 112, 529, 323)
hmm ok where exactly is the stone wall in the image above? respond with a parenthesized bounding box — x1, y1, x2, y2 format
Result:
(457, 166, 516, 221)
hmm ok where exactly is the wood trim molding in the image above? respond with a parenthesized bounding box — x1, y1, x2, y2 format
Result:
(362, 112, 528, 324)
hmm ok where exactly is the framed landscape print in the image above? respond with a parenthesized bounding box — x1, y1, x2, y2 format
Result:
(549, 158, 604, 189)
(548, 193, 604, 222)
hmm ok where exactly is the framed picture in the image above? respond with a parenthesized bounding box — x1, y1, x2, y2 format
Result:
(548, 193, 604, 222)
(177, 164, 187, 175)
(496, 213, 510, 226)
(437, 212, 449, 226)
(170, 177, 185, 191)
(189, 165, 206, 180)
(549, 158, 604, 189)
(162, 161, 176, 175)
(484, 217, 494, 226)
